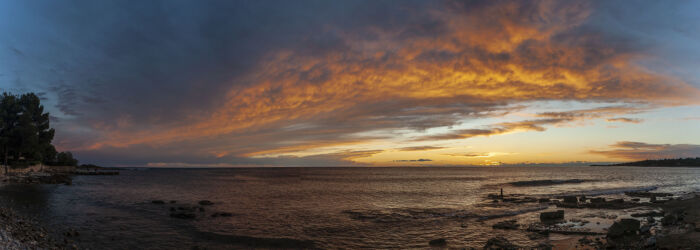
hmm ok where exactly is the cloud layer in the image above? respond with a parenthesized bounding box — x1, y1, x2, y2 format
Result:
(591, 142, 700, 160)
(1, 0, 699, 166)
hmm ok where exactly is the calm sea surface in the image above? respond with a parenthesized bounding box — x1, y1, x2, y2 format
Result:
(1, 166, 700, 249)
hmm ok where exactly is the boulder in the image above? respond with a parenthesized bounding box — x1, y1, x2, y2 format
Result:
(540, 210, 565, 222)
(483, 236, 518, 249)
(607, 219, 640, 238)
(428, 238, 447, 247)
(198, 200, 214, 206)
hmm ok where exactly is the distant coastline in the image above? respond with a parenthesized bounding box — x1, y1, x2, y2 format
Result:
(590, 157, 700, 167)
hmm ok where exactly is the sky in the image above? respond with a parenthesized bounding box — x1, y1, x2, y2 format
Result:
(1, 0, 699, 167)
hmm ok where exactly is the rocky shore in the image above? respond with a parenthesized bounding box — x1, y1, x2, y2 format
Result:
(472, 189, 700, 249)
(0, 175, 82, 249)
(0, 205, 75, 249)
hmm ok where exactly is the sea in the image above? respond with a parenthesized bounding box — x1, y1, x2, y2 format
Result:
(1, 166, 700, 249)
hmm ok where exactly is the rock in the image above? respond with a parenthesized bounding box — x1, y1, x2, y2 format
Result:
(661, 213, 679, 225)
(540, 210, 565, 222)
(534, 242, 553, 250)
(211, 212, 233, 217)
(483, 236, 518, 249)
(527, 232, 547, 240)
(487, 194, 500, 199)
(198, 200, 214, 206)
(607, 219, 640, 238)
(579, 195, 587, 202)
(645, 236, 656, 247)
(151, 200, 165, 204)
(563, 196, 578, 204)
(640, 224, 651, 234)
(492, 220, 519, 230)
(428, 238, 447, 247)
(169, 200, 177, 204)
(579, 236, 592, 244)
(538, 198, 550, 203)
(631, 211, 664, 217)
(590, 197, 606, 203)
(647, 216, 655, 223)
(170, 212, 196, 219)
(631, 198, 640, 202)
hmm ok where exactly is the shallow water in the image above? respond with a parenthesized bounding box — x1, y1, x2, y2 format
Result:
(1, 166, 699, 249)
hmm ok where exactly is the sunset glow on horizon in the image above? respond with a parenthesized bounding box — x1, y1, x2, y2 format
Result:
(1, 0, 699, 167)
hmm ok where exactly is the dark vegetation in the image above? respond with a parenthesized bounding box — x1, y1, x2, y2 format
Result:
(592, 158, 700, 167)
(0, 92, 79, 172)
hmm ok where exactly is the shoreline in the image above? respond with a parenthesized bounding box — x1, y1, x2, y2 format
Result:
(2, 172, 700, 249)
(0, 180, 69, 249)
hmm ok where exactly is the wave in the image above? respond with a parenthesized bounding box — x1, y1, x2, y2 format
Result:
(556, 186, 658, 197)
(507, 179, 591, 187)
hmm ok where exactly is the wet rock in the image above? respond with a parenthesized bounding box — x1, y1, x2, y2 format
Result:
(534, 242, 553, 250)
(625, 191, 672, 198)
(640, 224, 651, 234)
(492, 220, 519, 230)
(590, 197, 606, 203)
(483, 236, 518, 249)
(487, 194, 500, 199)
(170, 212, 196, 219)
(631, 211, 663, 217)
(540, 210, 564, 222)
(645, 236, 656, 247)
(563, 196, 578, 204)
(211, 212, 233, 218)
(661, 213, 680, 226)
(647, 216, 655, 223)
(527, 232, 547, 240)
(151, 200, 165, 204)
(428, 238, 447, 247)
(198, 200, 214, 206)
(579, 236, 592, 244)
(607, 219, 640, 238)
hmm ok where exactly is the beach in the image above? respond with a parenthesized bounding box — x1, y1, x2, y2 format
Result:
(1, 167, 700, 249)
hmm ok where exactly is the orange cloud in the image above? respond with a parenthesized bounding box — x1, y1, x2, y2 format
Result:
(76, 1, 700, 162)
(397, 146, 446, 151)
(606, 117, 643, 123)
(591, 141, 700, 160)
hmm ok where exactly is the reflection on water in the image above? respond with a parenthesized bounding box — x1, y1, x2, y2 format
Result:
(0, 166, 699, 249)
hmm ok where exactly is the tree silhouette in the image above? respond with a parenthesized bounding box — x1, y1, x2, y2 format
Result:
(0, 92, 75, 173)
